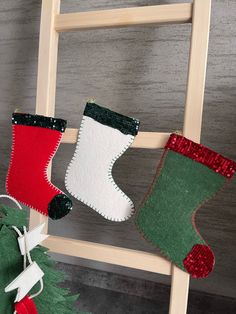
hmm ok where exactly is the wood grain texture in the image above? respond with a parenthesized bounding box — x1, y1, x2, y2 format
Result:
(0, 0, 235, 298)
(55, 3, 192, 31)
(30, 0, 61, 233)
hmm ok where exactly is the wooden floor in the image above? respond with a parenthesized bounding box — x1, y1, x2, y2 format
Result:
(58, 263, 236, 314)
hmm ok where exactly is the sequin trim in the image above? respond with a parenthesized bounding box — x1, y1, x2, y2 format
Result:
(165, 134, 236, 178)
(84, 102, 140, 136)
(12, 113, 67, 133)
(48, 194, 72, 220)
(183, 244, 215, 278)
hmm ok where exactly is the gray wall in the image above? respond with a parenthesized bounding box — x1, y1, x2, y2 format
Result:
(0, 0, 235, 299)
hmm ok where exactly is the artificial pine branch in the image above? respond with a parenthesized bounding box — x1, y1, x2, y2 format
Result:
(0, 205, 90, 314)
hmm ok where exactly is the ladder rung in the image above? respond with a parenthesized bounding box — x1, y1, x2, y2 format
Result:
(62, 129, 172, 149)
(43, 235, 172, 275)
(55, 3, 193, 32)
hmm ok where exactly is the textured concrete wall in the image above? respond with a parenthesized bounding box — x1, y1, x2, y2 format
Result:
(0, 0, 235, 298)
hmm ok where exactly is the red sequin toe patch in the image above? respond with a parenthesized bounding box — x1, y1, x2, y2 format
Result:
(183, 244, 215, 278)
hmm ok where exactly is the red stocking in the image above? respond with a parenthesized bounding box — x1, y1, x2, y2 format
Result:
(6, 113, 72, 219)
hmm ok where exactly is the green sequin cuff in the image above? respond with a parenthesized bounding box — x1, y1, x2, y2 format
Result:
(84, 102, 140, 136)
(12, 113, 67, 133)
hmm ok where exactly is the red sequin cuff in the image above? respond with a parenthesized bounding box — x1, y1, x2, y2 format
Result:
(165, 134, 236, 179)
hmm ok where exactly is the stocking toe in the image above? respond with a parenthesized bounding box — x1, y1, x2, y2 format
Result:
(183, 244, 215, 278)
(48, 194, 72, 220)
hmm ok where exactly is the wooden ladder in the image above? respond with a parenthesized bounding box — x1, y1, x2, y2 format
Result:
(29, 1, 211, 313)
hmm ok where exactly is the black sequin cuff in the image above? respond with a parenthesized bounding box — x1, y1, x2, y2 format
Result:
(12, 113, 67, 133)
(84, 102, 140, 136)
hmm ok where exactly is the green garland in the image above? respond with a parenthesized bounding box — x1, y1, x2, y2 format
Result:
(0, 205, 89, 314)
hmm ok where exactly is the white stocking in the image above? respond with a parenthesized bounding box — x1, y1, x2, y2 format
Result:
(65, 102, 139, 221)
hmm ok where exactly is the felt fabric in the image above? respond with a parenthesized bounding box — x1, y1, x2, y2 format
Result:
(166, 133, 236, 178)
(6, 114, 72, 220)
(65, 102, 140, 221)
(12, 113, 66, 133)
(84, 102, 139, 136)
(136, 134, 236, 278)
(0, 225, 22, 313)
(15, 296, 38, 314)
